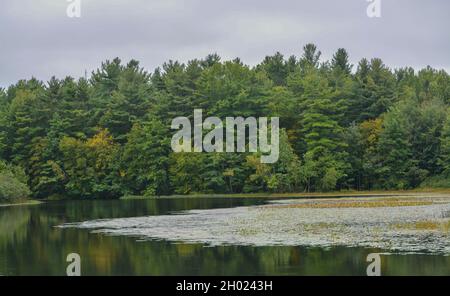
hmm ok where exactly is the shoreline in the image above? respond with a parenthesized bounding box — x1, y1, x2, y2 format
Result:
(4, 190, 449, 204)
(120, 189, 450, 200)
(0, 200, 42, 208)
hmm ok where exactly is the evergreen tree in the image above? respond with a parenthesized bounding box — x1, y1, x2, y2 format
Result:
(0, 47, 449, 198)
(122, 119, 171, 196)
(299, 43, 321, 70)
(257, 52, 288, 86)
(331, 48, 352, 75)
(439, 110, 450, 173)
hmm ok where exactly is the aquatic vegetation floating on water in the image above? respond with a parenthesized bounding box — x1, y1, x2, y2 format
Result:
(59, 197, 450, 255)
(263, 200, 434, 209)
(392, 220, 450, 232)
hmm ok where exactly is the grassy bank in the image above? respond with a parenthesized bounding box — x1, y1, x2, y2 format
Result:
(120, 189, 450, 200)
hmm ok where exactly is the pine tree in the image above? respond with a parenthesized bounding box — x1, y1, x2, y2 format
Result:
(122, 119, 171, 196)
(257, 52, 288, 86)
(439, 110, 450, 174)
(299, 43, 321, 70)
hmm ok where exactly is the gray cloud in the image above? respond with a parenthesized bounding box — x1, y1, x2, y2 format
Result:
(0, 0, 449, 87)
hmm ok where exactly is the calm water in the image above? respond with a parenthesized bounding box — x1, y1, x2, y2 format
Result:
(0, 198, 449, 276)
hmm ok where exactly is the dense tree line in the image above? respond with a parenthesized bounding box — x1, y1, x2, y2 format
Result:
(1, 44, 449, 200)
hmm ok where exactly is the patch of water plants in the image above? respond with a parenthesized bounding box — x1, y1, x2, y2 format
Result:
(60, 196, 450, 254)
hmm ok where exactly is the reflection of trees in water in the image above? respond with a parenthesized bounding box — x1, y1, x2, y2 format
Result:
(0, 208, 31, 249)
(1, 199, 450, 275)
(49, 227, 450, 276)
(56, 198, 266, 222)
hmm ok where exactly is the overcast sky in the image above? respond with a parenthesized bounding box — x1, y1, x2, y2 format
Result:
(0, 0, 449, 87)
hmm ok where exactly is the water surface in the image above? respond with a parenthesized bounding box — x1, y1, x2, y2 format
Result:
(1, 197, 449, 276)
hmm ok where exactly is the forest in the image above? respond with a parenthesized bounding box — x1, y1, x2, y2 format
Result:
(1, 44, 450, 201)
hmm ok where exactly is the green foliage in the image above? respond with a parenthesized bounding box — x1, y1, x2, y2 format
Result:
(169, 153, 206, 194)
(122, 119, 171, 196)
(0, 90, 8, 159)
(0, 46, 449, 198)
(98, 60, 153, 142)
(245, 130, 301, 193)
(296, 68, 346, 158)
(257, 52, 297, 86)
(439, 111, 450, 173)
(331, 48, 352, 75)
(347, 58, 396, 123)
(421, 173, 450, 189)
(59, 129, 121, 199)
(299, 43, 321, 70)
(0, 160, 30, 202)
(378, 99, 447, 189)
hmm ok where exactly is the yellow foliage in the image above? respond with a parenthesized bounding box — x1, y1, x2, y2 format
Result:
(360, 118, 383, 148)
(86, 129, 115, 149)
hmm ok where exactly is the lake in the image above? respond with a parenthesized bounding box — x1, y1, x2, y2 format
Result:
(0, 197, 449, 276)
